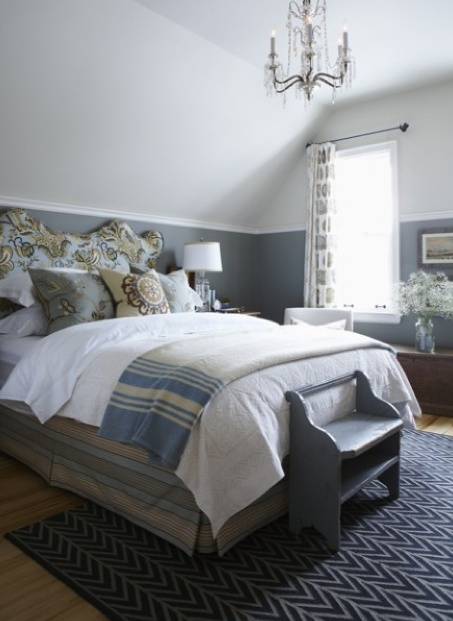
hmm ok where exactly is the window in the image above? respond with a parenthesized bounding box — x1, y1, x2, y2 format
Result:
(334, 141, 400, 323)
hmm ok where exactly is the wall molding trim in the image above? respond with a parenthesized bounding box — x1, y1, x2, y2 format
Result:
(256, 224, 304, 235)
(399, 210, 453, 223)
(1, 195, 452, 236)
(257, 209, 453, 234)
(0, 195, 257, 235)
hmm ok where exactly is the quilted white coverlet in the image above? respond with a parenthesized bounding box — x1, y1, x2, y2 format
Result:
(0, 313, 420, 536)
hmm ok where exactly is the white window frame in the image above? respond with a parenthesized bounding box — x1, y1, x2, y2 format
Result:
(335, 141, 401, 325)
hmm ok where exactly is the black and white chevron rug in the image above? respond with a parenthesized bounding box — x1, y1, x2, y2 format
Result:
(5, 430, 453, 621)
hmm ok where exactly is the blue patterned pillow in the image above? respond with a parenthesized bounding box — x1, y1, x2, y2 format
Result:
(28, 268, 114, 333)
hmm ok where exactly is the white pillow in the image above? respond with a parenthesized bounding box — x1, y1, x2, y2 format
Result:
(0, 304, 48, 336)
(0, 271, 37, 307)
(290, 317, 347, 330)
(158, 270, 203, 313)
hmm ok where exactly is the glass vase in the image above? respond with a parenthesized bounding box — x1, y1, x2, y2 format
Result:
(415, 316, 435, 354)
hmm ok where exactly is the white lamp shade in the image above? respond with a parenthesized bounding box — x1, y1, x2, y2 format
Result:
(183, 241, 223, 272)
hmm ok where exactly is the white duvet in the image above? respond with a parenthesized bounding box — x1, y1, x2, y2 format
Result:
(0, 313, 420, 536)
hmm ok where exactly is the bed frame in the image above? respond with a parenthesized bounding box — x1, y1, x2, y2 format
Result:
(0, 208, 287, 555)
(0, 405, 287, 555)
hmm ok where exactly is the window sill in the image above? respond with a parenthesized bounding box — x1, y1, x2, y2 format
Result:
(354, 311, 401, 325)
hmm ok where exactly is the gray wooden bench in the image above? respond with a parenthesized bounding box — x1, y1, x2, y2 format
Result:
(285, 370, 403, 551)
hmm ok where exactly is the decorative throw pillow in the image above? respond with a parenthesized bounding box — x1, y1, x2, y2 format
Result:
(99, 268, 170, 318)
(0, 271, 38, 307)
(0, 304, 48, 336)
(158, 270, 203, 313)
(290, 317, 347, 330)
(28, 268, 114, 333)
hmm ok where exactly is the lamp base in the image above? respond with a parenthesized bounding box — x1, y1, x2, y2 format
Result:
(195, 272, 211, 312)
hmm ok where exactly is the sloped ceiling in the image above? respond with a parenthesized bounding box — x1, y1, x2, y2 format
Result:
(1, 1, 453, 232)
(136, 0, 453, 104)
(131, 0, 453, 230)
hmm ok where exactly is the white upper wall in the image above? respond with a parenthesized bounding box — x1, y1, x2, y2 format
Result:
(0, 0, 452, 232)
(0, 0, 310, 231)
(309, 79, 453, 226)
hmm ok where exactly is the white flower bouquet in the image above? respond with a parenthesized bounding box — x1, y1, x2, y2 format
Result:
(396, 270, 453, 320)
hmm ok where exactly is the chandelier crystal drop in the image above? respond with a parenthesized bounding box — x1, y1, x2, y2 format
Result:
(264, 0, 356, 104)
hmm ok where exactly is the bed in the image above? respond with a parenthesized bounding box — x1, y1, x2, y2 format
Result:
(0, 208, 421, 555)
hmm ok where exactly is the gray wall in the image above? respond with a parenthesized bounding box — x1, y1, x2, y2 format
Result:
(27, 209, 453, 348)
(256, 231, 305, 323)
(256, 218, 453, 349)
(356, 219, 453, 348)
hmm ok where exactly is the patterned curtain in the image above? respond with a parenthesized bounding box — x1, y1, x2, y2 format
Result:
(304, 142, 337, 307)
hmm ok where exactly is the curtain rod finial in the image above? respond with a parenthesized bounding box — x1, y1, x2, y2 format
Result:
(400, 123, 409, 132)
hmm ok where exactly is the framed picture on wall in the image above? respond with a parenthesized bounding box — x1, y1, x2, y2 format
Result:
(418, 228, 453, 267)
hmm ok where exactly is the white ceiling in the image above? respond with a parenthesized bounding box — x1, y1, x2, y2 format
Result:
(134, 0, 453, 106)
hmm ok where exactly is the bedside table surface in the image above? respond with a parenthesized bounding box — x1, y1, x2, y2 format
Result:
(214, 308, 261, 316)
(392, 343, 453, 357)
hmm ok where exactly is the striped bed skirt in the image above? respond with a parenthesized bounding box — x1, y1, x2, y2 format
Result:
(0, 405, 288, 555)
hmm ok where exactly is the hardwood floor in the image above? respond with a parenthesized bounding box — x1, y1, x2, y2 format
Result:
(415, 412, 453, 436)
(0, 456, 103, 621)
(0, 414, 451, 621)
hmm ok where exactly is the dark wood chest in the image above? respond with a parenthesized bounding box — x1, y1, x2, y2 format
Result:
(394, 345, 453, 417)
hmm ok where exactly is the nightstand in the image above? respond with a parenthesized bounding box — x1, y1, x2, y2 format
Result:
(215, 307, 261, 316)
(393, 344, 453, 417)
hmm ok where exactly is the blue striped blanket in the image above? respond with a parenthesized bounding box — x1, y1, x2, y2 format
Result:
(99, 327, 391, 469)
(99, 354, 225, 469)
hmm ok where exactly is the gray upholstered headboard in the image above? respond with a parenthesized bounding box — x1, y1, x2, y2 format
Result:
(0, 208, 164, 278)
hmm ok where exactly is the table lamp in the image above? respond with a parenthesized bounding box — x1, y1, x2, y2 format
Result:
(183, 240, 222, 310)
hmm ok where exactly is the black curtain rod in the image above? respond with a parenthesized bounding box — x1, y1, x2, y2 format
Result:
(306, 122, 409, 148)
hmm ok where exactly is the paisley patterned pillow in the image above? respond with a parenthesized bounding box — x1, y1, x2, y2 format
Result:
(28, 268, 115, 333)
(99, 268, 170, 318)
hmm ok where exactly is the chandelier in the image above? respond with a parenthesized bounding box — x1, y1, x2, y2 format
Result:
(264, 0, 355, 103)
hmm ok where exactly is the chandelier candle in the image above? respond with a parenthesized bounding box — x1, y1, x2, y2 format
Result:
(307, 17, 313, 44)
(343, 25, 349, 51)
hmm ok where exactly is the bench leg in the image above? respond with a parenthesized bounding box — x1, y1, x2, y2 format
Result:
(289, 456, 342, 551)
(378, 462, 400, 500)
